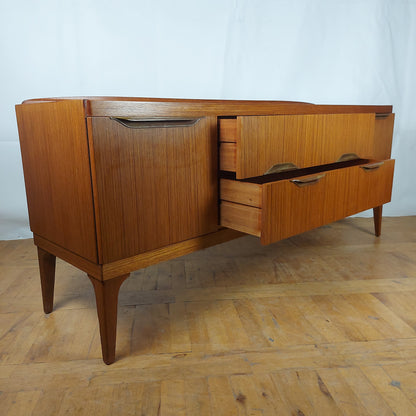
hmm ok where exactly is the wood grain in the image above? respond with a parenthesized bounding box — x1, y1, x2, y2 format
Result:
(22, 97, 392, 117)
(373, 113, 395, 160)
(262, 160, 394, 244)
(218, 118, 237, 142)
(89, 116, 219, 263)
(15, 100, 98, 262)
(219, 143, 237, 172)
(220, 201, 261, 237)
(1, 216, 416, 415)
(220, 160, 394, 244)
(101, 228, 244, 280)
(373, 206, 383, 237)
(33, 234, 103, 279)
(86, 117, 104, 264)
(34, 220, 243, 282)
(37, 247, 56, 314)
(220, 179, 262, 208)
(84, 98, 392, 118)
(235, 113, 376, 179)
(15, 96, 396, 369)
(88, 274, 129, 365)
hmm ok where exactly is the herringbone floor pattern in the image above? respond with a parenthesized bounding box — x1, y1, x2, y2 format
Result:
(1, 216, 416, 415)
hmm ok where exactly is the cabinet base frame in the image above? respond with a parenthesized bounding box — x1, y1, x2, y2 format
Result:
(34, 212, 384, 364)
(33, 228, 243, 364)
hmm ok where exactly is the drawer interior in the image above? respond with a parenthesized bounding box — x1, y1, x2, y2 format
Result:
(221, 158, 371, 185)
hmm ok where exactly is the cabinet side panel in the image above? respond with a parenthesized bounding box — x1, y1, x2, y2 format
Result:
(90, 116, 219, 263)
(15, 100, 98, 262)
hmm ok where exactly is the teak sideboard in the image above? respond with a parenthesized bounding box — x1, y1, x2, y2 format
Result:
(15, 97, 395, 364)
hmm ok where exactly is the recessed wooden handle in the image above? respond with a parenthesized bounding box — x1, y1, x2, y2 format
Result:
(337, 153, 360, 162)
(264, 162, 299, 175)
(360, 161, 384, 171)
(110, 117, 201, 129)
(290, 174, 325, 187)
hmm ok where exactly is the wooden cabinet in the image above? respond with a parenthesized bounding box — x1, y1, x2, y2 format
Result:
(15, 97, 395, 364)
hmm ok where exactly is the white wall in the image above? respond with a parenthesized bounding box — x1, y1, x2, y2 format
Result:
(1, 0, 415, 239)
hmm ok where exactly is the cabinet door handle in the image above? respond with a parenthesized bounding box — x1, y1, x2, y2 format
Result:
(360, 161, 384, 171)
(110, 117, 201, 129)
(290, 174, 325, 187)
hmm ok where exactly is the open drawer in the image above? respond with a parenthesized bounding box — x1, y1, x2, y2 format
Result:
(220, 159, 395, 244)
(219, 113, 394, 179)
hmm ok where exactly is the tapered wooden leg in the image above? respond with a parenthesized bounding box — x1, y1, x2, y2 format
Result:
(373, 205, 383, 237)
(37, 247, 56, 314)
(88, 274, 129, 365)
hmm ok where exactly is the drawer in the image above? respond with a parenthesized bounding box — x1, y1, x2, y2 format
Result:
(220, 159, 395, 244)
(219, 113, 380, 179)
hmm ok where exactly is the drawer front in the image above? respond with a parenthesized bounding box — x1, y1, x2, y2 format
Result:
(220, 159, 395, 244)
(220, 113, 377, 179)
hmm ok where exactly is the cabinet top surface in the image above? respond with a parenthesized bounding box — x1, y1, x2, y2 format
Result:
(18, 97, 393, 118)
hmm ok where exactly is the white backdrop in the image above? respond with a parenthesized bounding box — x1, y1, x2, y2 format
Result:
(1, 0, 415, 239)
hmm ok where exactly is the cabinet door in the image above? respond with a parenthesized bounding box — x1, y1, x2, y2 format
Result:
(89, 116, 218, 263)
(219, 113, 376, 178)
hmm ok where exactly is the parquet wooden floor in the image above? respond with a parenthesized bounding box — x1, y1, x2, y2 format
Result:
(1, 216, 416, 415)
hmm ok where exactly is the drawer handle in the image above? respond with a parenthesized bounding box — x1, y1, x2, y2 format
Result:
(360, 161, 384, 171)
(110, 117, 201, 129)
(290, 174, 325, 187)
(337, 153, 360, 162)
(264, 162, 299, 175)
